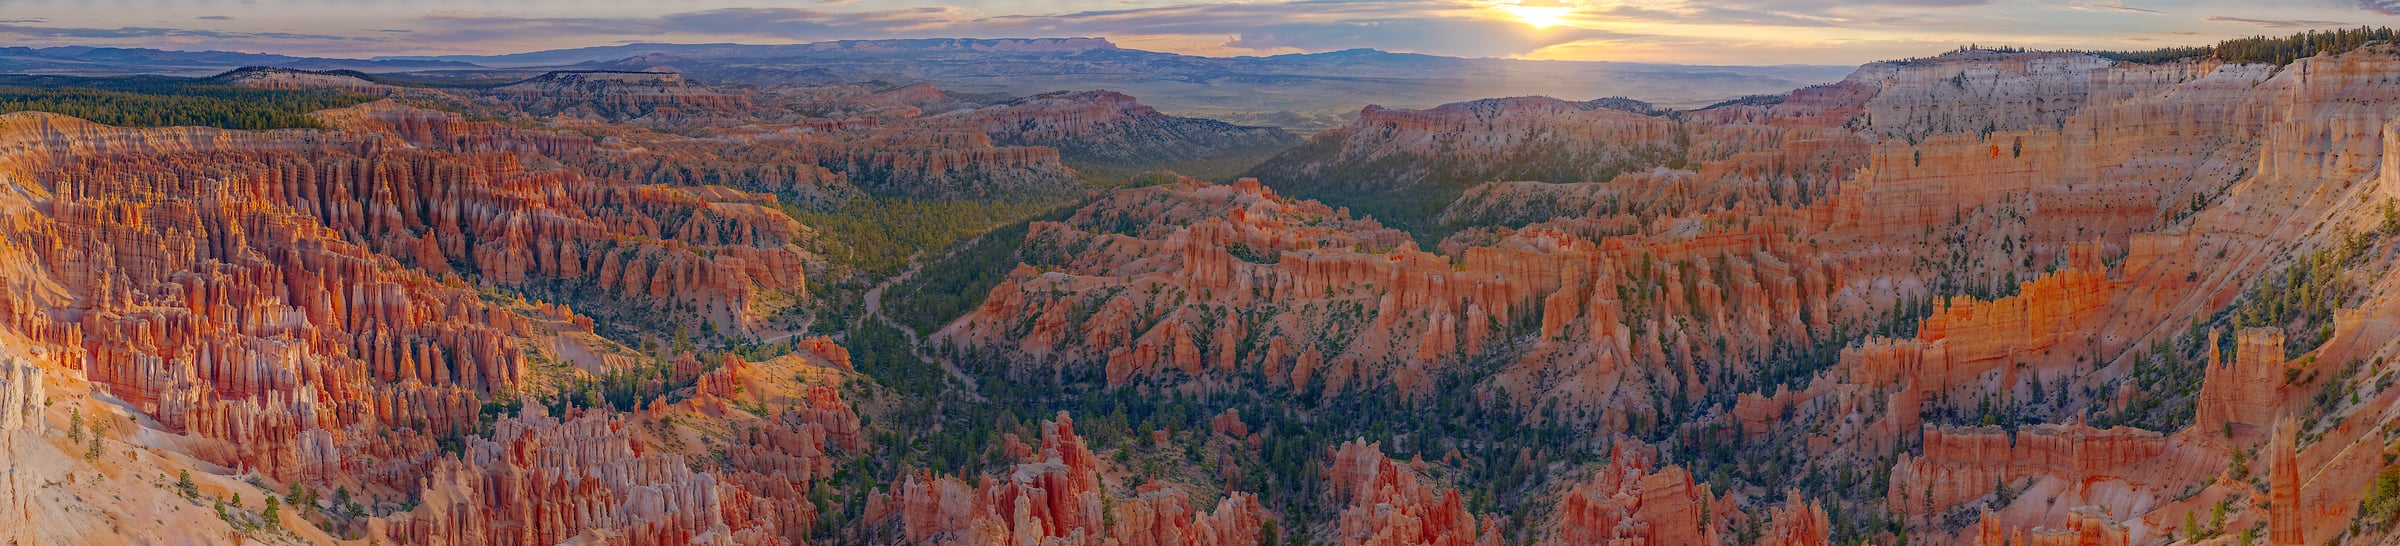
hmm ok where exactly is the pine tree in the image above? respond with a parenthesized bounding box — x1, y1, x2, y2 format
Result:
(290, 481, 316, 510)
(83, 424, 105, 461)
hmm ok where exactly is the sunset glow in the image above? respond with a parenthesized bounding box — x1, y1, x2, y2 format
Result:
(1499, 4, 1574, 29)
(0, 0, 2391, 65)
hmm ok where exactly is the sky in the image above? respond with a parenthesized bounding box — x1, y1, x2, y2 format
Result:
(1, 0, 2397, 65)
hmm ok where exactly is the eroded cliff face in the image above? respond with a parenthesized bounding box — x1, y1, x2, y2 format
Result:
(942, 90, 1300, 166)
(939, 176, 1851, 432)
(25, 37, 2400, 546)
(880, 412, 1269, 546)
(0, 63, 1364, 544)
(1540, 442, 1732, 546)
(0, 100, 879, 542)
(1256, 96, 1678, 189)
(1325, 439, 1499, 546)
(934, 44, 2400, 546)
(382, 350, 862, 545)
(393, 405, 781, 544)
(0, 358, 39, 433)
(487, 70, 759, 122)
(1244, 96, 1688, 230)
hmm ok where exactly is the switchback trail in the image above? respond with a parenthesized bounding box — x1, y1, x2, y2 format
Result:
(860, 233, 993, 402)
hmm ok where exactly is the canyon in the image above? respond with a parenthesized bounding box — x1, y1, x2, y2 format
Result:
(937, 43, 2400, 545)
(6, 31, 2400, 546)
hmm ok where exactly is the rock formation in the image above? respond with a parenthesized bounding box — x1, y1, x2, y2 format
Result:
(2268, 417, 2304, 545)
(33, 31, 2400, 546)
(1974, 508, 2130, 546)
(917, 42, 2400, 546)
(1762, 493, 1833, 546)
(1541, 442, 1741, 546)
(489, 70, 757, 121)
(1888, 423, 2168, 517)
(886, 411, 1267, 546)
(0, 98, 869, 543)
(1245, 96, 1683, 230)
(390, 404, 793, 545)
(208, 66, 406, 94)
(0, 358, 38, 432)
(1326, 439, 1499, 546)
(939, 176, 1848, 429)
(2196, 328, 2288, 434)
(943, 90, 1299, 165)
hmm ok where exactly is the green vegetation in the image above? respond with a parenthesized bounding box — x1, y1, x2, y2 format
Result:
(2090, 323, 2212, 431)
(2092, 201, 2400, 432)
(785, 197, 1067, 275)
(848, 320, 950, 396)
(1070, 144, 1293, 189)
(2093, 26, 2400, 66)
(176, 471, 198, 498)
(2090, 46, 2213, 65)
(2228, 222, 2393, 358)
(557, 357, 686, 413)
(1246, 124, 1685, 246)
(936, 346, 1582, 543)
(0, 75, 370, 129)
(884, 204, 1077, 335)
(84, 422, 106, 461)
(2363, 461, 2400, 532)
(2216, 27, 2400, 65)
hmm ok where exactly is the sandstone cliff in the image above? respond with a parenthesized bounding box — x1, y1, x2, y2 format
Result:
(943, 90, 1299, 166)
(1540, 442, 1741, 546)
(1326, 439, 1499, 546)
(885, 411, 1268, 546)
(0, 358, 38, 433)
(489, 70, 757, 122)
(1244, 96, 1684, 230)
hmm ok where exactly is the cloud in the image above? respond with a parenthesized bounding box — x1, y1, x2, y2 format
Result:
(2205, 15, 2349, 29)
(0, 24, 363, 42)
(0, 0, 2386, 64)
(400, 2, 1620, 58)
(1579, 0, 2001, 30)
(1696, 0, 1991, 17)
(1221, 18, 1625, 58)
(2078, 3, 2163, 15)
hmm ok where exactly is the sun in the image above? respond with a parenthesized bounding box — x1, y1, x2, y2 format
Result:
(1499, 3, 1574, 29)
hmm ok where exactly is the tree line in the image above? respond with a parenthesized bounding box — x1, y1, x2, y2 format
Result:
(0, 76, 368, 130)
(2095, 26, 2400, 65)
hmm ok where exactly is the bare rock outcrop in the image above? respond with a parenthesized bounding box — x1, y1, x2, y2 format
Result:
(0, 358, 39, 432)
(1541, 442, 1739, 546)
(1889, 423, 2167, 517)
(1327, 439, 1499, 546)
(888, 411, 1267, 546)
(391, 405, 792, 545)
(2196, 327, 2289, 434)
(1974, 508, 2130, 546)
(942, 90, 1299, 165)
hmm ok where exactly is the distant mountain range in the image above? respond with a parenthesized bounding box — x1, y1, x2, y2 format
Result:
(0, 45, 478, 74)
(0, 38, 1851, 131)
(370, 37, 1129, 67)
